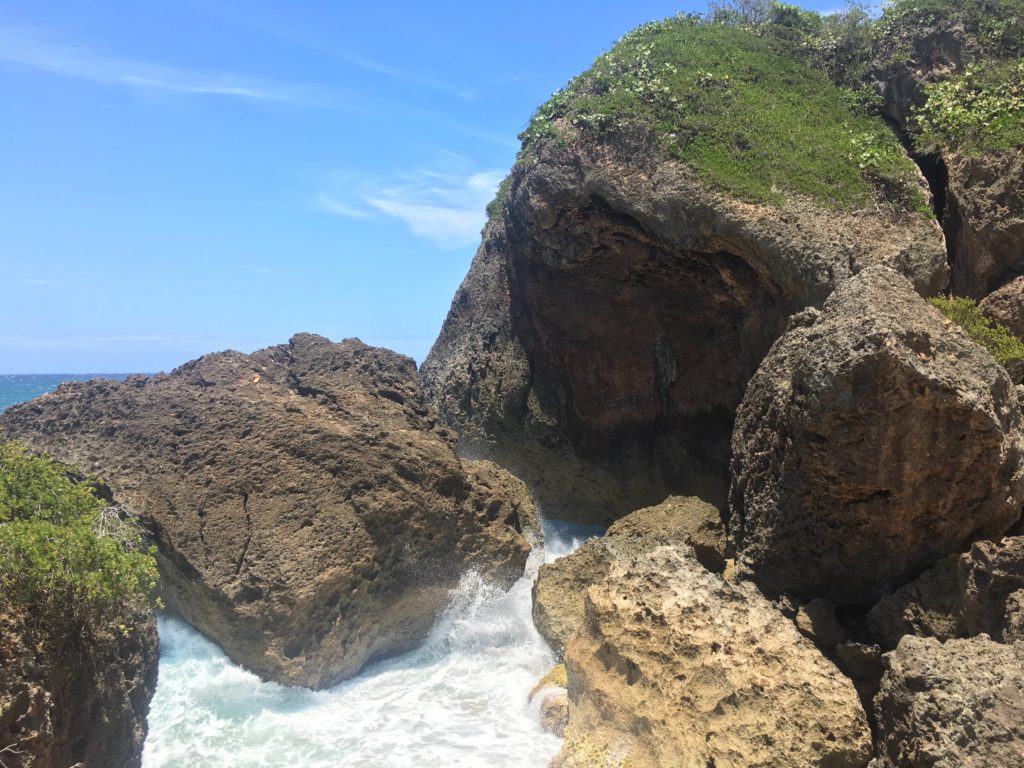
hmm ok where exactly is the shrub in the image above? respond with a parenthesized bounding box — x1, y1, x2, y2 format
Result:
(929, 296, 1024, 378)
(0, 439, 159, 633)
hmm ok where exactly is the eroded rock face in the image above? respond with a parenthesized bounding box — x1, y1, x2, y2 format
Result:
(867, 555, 966, 649)
(730, 266, 1024, 603)
(422, 139, 947, 524)
(948, 149, 1024, 298)
(0, 606, 158, 768)
(0, 334, 532, 689)
(873, 635, 1024, 768)
(960, 537, 1024, 642)
(553, 546, 872, 768)
(531, 496, 724, 654)
(980, 274, 1024, 339)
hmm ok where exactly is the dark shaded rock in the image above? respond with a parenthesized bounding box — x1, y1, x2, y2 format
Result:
(873, 635, 1024, 768)
(834, 641, 885, 711)
(0, 334, 532, 689)
(949, 149, 1024, 298)
(867, 555, 966, 650)
(0, 605, 158, 768)
(980, 274, 1024, 339)
(730, 266, 1024, 604)
(422, 139, 947, 524)
(531, 496, 725, 654)
(553, 546, 871, 768)
(795, 598, 848, 651)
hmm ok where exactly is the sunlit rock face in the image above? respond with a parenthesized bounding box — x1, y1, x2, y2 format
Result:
(422, 137, 947, 524)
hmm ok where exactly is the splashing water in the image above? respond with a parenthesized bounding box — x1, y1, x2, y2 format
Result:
(143, 520, 602, 768)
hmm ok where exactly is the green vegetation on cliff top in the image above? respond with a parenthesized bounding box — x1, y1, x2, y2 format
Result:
(518, 16, 925, 212)
(0, 438, 158, 631)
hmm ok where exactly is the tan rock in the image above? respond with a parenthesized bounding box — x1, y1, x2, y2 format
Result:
(539, 693, 569, 739)
(532, 496, 725, 654)
(980, 275, 1024, 340)
(795, 598, 848, 651)
(553, 546, 872, 768)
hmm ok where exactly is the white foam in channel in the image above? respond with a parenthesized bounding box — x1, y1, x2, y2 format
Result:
(143, 519, 601, 768)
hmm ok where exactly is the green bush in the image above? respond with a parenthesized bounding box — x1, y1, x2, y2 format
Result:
(874, 0, 1024, 62)
(913, 60, 1024, 153)
(0, 439, 158, 632)
(519, 17, 924, 213)
(929, 296, 1024, 376)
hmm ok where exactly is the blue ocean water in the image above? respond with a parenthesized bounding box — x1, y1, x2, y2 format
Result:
(0, 373, 132, 412)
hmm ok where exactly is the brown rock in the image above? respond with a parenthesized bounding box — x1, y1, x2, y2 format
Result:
(873, 635, 1024, 768)
(538, 693, 569, 739)
(730, 266, 1024, 603)
(421, 137, 947, 525)
(867, 555, 966, 650)
(795, 598, 848, 651)
(960, 536, 1024, 642)
(947, 149, 1024, 298)
(980, 274, 1024, 339)
(0, 604, 158, 768)
(0, 334, 532, 689)
(531, 496, 725, 654)
(553, 546, 872, 768)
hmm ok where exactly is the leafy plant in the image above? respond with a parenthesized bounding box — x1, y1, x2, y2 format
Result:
(929, 296, 1024, 377)
(0, 438, 159, 632)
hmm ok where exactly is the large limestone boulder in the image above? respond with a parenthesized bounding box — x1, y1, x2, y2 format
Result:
(552, 546, 872, 768)
(0, 604, 158, 768)
(0, 334, 533, 689)
(730, 265, 1024, 603)
(531, 496, 724, 654)
(873, 635, 1024, 768)
(422, 139, 947, 524)
(947, 149, 1024, 298)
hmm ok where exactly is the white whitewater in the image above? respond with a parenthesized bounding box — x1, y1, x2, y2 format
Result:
(143, 520, 600, 768)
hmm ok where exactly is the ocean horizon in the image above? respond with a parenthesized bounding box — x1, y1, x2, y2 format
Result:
(0, 373, 135, 412)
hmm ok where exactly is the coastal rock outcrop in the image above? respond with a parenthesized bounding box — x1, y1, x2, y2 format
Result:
(531, 496, 724, 654)
(552, 546, 872, 768)
(873, 635, 1024, 767)
(730, 266, 1024, 604)
(0, 334, 533, 689)
(947, 149, 1024, 298)
(422, 139, 946, 525)
(980, 274, 1024, 339)
(0, 605, 158, 768)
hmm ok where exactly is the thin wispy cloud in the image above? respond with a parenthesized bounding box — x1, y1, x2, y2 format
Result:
(0, 27, 303, 101)
(219, 8, 477, 100)
(21, 278, 56, 286)
(318, 158, 504, 249)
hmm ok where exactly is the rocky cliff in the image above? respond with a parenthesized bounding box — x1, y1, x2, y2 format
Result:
(0, 334, 534, 689)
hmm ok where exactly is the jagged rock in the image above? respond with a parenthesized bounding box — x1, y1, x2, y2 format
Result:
(871, 21, 977, 133)
(421, 137, 947, 524)
(730, 266, 1024, 603)
(795, 598, 848, 651)
(0, 605, 158, 768)
(873, 635, 1024, 768)
(867, 555, 966, 650)
(0, 334, 533, 689)
(948, 149, 1024, 298)
(835, 641, 885, 707)
(960, 537, 1024, 642)
(980, 274, 1024, 339)
(532, 496, 725, 654)
(552, 546, 872, 768)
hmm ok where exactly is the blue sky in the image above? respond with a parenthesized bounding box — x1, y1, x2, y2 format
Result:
(0, 0, 845, 373)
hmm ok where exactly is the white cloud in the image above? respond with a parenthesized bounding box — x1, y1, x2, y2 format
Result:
(0, 27, 301, 101)
(318, 162, 504, 249)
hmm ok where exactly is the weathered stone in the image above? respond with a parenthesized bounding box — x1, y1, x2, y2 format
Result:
(947, 149, 1024, 298)
(422, 137, 947, 524)
(0, 334, 532, 689)
(795, 598, 848, 651)
(960, 536, 1024, 642)
(532, 496, 725, 654)
(873, 635, 1024, 768)
(539, 693, 569, 739)
(552, 546, 872, 768)
(730, 266, 1024, 603)
(0, 604, 158, 768)
(867, 555, 966, 650)
(980, 274, 1024, 339)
